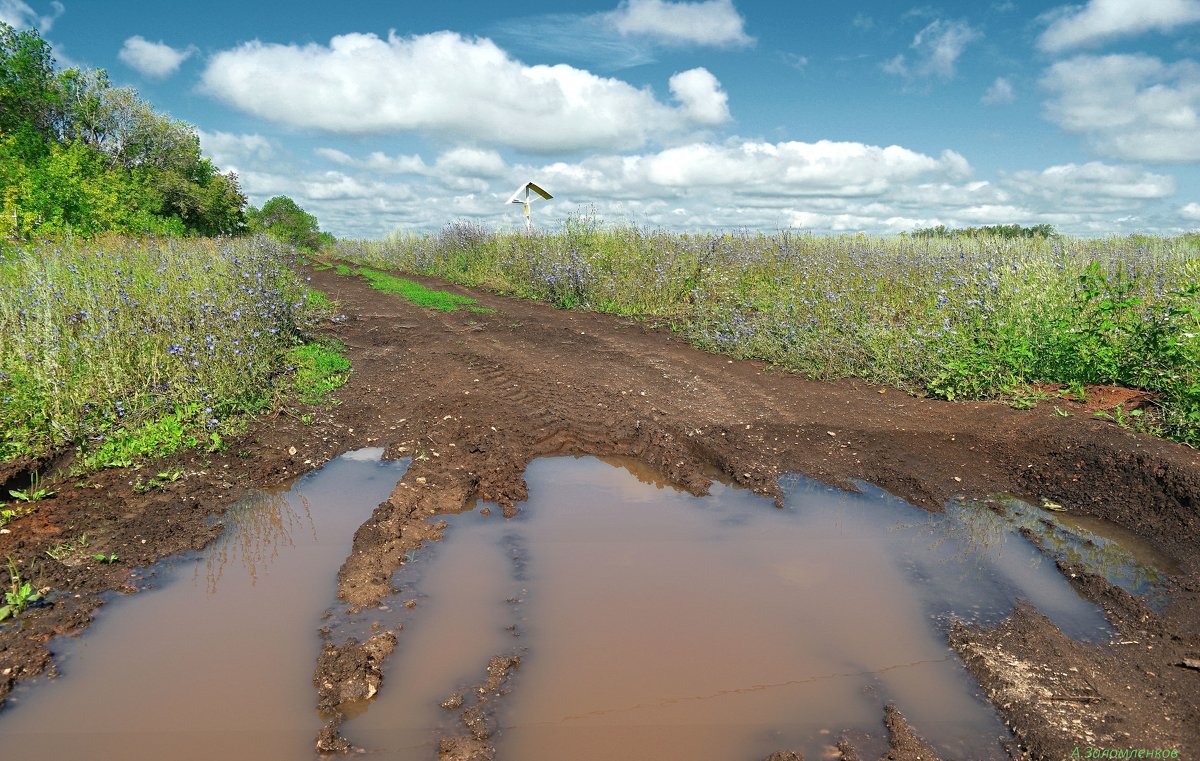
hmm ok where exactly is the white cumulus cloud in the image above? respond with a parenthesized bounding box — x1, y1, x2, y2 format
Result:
(1006, 162, 1176, 201)
(434, 148, 509, 179)
(222, 132, 1186, 239)
(607, 0, 752, 47)
(667, 68, 730, 124)
(534, 139, 972, 200)
(200, 31, 730, 152)
(197, 130, 276, 174)
(885, 18, 981, 81)
(118, 36, 196, 79)
(0, 0, 62, 31)
(1039, 0, 1200, 53)
(982, 77, 1015, 105)
(1041, 54, 1200, 162)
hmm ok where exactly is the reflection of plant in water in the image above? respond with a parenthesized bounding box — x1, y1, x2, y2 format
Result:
(908, 499, 1034, 577)
(201, 491, 316, 593)
(944, 496, 1167, 605)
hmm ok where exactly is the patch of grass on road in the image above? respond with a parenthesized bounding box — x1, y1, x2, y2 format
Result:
(350, 266, 492, 313)
(288, 340, 351, 404)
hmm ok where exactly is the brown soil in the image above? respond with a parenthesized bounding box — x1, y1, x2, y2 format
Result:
(2, 264, 1198, 759)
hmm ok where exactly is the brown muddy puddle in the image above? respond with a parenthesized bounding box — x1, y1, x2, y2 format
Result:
(0, 448, 407, 761)
(0, 453, 1168, 761)
(344, 456, 1164, 761)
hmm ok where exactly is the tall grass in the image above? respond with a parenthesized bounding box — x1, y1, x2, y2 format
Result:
(336, 219, 1200, 445)
(0, 235, 319, 464)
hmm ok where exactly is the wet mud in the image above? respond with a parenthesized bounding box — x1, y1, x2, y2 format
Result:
(1, 264, 1198, 760)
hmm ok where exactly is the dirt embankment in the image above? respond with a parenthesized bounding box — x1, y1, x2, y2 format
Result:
(2, 265, 1198, 759)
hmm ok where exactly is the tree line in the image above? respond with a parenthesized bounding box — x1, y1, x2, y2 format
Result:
(908, 223, 1058, 239)
(1, 22, 325, 247)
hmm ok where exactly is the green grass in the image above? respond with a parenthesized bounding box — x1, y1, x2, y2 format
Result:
(80, 404, 212, 469)
(288, 340, 351, 404)
(304, 287, 337, 312)
(334, 218, 1200, 446)
(342, 265, 491, 312)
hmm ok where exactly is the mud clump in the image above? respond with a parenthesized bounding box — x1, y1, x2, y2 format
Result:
(313, 630, 399, 753)
(835, 740, 862, 761)
(480, 654, 520, 694)
(880, 705, 941, 761)
(437, 654, 522, 761)
(438, 735, 493, 761)
(770, 706, 940, 761)
(315, 724, 352, 754)
(314, 630, 397, 710)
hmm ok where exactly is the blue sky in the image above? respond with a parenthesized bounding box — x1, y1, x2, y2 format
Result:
(4, 0, 1200, 237)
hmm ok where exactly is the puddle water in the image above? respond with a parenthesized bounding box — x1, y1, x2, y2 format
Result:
(344, 456, 1143, 761)
(0, 448, 406, 761)
(2, 453, 1163, 761)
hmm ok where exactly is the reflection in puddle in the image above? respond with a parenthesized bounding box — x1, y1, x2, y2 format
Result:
(0, 448, 406, 761)
(202, 490, 316, 593)
(950, 496, 1173, 609)
(347, 457, 1142, 761)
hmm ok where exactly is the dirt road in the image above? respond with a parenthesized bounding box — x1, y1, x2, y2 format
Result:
(3, 265, 1198, 759)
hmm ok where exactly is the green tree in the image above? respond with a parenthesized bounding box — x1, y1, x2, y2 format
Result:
(0, 21, 62, 159)
(248, 196, 323, 249)
(2, 22, 248, 240)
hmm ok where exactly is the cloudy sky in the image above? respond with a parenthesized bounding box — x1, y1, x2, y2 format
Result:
(5, 0, 1200, 237)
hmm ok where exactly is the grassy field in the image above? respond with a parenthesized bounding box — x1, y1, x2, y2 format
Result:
(335, 220, 1200, 446)
(0, 235, 342, 468)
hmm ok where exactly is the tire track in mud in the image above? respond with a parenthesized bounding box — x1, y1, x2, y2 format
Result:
(304, 266, 1200, 759)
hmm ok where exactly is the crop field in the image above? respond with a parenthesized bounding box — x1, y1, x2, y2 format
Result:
(336, 222, 1200, 445)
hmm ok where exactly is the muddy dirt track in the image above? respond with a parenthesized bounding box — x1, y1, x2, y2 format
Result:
(2, 264, 1199, 760)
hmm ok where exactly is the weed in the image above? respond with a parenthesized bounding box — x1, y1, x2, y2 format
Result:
(1008, 388, 1051, 410)
(92, 553, 119, 564)
(132, 469, 184, 493)
(45, 533, 88, 561)
(1093, 404, 1151, 433)
(81, 405, 203, 469)
(288, 340, 351, 404)
(9, 471, 55, 503)
(0, 504, 29, 527)
(1, 557, 44, 621)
